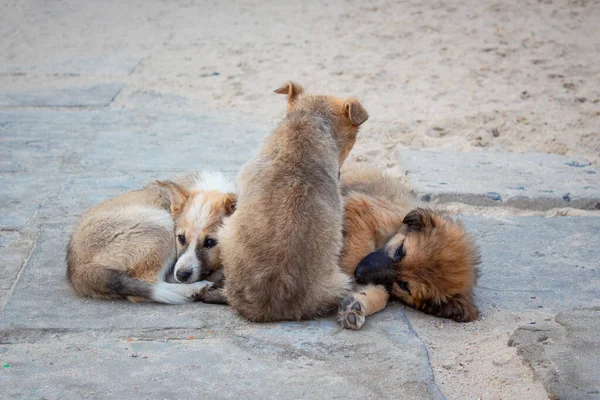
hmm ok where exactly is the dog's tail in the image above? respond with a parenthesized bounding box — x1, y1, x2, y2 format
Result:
(67, 264, 210, 304)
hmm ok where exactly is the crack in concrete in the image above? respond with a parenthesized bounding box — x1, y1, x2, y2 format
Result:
(56, 174, 73, 199)
(108, 84, 125, 106)
(401, 312, 446, 400)
(3, 229, 40, 312)
(477, 285, 556, 294)
(129, 57, 143, 75)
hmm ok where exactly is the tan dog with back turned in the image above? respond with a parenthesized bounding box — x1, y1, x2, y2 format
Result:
(215, 82, 369, 321)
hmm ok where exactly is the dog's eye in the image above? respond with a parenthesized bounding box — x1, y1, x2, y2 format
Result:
(397, 280, 409, 292)
(393, 244, 405, 262)
(204, 237, 217, 248)
(177, 234, 186, 245)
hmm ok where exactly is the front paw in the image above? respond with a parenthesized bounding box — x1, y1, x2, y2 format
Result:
(339, 296, 366, 330)
(196, 287, 228, 304)
(188, 281, 214, 301)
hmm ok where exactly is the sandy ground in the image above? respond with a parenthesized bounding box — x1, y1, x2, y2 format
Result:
(2, 0, 599, 398)
(406, 309, 550, 400)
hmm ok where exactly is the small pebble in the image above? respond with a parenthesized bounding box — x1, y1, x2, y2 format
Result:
(200, 71, 220, 77)
(486, 192, 502, 202)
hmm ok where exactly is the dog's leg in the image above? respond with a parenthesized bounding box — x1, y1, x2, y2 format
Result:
(197, 287, 228, 304)
(339, 284, 389, 330)
(151, 280, 214, 304)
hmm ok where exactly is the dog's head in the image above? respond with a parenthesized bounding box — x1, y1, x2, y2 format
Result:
(355, 208, 481, 322)
(157, 180, 236, 283)
(274, 81, 369, 166)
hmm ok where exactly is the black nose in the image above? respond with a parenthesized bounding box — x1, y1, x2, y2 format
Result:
(354, 250, 396, 287)
(176, 269, 192, 282)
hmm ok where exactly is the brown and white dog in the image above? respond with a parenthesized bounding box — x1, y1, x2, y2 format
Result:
(212, 82, 369, 322)
(66, 171, 236, 304)
(338, 165, 481, 329)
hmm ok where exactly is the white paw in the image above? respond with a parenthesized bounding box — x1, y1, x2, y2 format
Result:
(185, 280, 214, 300)
(152, 281, 213, 304)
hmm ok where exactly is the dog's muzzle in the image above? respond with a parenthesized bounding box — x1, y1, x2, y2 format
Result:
(354, 250, 397, 288)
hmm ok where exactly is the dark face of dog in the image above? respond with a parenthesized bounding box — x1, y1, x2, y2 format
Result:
(355, 208, 481, 322)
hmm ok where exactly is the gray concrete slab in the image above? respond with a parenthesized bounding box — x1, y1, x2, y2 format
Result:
(0, 83, 125, 107)
(508, 307, 600, 400)
(0, 308, 441, 400)
(0, 109, 264, 175)
(0, 108, 444, 399)
(462, 216, 600, 314)
(0, 220, 443, 399)
(399, 150, 600, 210)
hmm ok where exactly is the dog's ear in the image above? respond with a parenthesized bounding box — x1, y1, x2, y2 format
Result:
(344, 99, 369, 126)
(403, 208, 437, 233)
(274, 81, 304, 110)
(223, 193, 237, 216)
(156, 180, 190, 217)
(420, 293, 479, 322)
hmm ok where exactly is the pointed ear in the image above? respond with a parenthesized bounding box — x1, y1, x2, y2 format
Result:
(344, 99, 369, 126)
(223, 193, 237, 216)
(156, 180, 190, 217)
(274, 81, 304, 110)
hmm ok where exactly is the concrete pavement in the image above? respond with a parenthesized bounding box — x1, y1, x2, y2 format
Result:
(1, 104, 599, 398)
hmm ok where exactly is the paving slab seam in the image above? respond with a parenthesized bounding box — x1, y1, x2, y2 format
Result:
(0, 105, 115, 111)
(0, 327, 223, 344)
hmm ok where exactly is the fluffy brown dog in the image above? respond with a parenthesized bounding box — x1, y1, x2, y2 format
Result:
(216, 82, 369, 322)
(338, 165, 480, 329)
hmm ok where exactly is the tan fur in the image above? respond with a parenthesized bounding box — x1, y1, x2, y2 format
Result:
(66, 173, 236, 303)
(338, 165, 481, 329)
(218, 82, 369, 322)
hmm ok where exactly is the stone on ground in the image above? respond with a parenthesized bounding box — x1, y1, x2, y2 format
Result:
(508, 308, 600, 400)
(399, 150, 600, 210)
